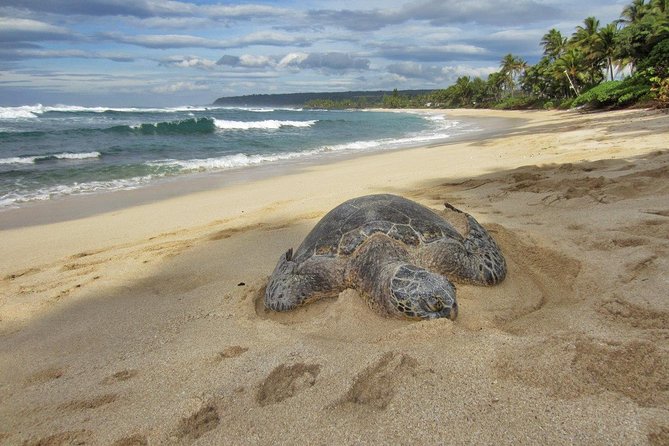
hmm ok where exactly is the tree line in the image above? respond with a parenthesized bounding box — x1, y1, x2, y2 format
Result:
(306, 0, 668, 110)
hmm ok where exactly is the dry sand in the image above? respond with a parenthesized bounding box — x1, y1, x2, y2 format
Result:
(0, 108, 668, 445)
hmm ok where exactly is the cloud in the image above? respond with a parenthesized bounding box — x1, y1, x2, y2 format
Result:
(402, 0, 562, 26)
(238, 54, 274, 67)
(101, 31, 308, 49)
(309, 0, 562, 31)
(471, 29, 545, 57)
(3, 0, 291, 21)
(151, 81, 210, 93)
(385, 61, 497, 84)
(160, 55, 217, 69)
(231, 31, 309, 48)
(102, 32, 224, 49)
(280, 52, 370, 71)
(0, 46, 134, 62)
(301, 53, 370, 71)
(216, 51, 369, 72)
(373, 43, 489, 62)
(307, 9, 400, 32)
(201, 4, 293, 20)
(129, 16, 212, 29)
(278, 52, 309, 68)
(2, 0, 167, 18)
(386, 62, 445, 80)
(0, 17, 74, 42)
(216, 54, 275, 68)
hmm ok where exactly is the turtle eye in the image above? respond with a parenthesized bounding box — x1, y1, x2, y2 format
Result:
(426, 300, 443, 312)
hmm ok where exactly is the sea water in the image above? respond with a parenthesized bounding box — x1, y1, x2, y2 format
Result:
(0, 105, 468, 209)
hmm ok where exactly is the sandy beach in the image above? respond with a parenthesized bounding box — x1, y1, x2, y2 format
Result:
(1, 108, 668, 445)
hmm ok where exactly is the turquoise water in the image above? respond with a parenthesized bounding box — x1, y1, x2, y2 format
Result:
(0, 105, 463, 208)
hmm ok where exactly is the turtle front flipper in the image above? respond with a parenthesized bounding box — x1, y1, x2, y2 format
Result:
(265, 249, 342, 312)
(349, 234, 457, 320)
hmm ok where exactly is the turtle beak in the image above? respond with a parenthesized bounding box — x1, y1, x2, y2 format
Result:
(448, 301, 458, 320)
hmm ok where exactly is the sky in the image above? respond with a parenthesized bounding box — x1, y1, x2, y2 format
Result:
(0, 0, 627, 106)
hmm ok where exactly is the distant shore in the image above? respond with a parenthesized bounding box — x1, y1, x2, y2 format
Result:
(1, 108, 668, 445)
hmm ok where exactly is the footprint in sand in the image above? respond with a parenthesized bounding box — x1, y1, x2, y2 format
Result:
(211, 346, 248, 363)
(23, 430, 92, 446)
(58, 393, 118, 411)
(496, 337, 669, 408)
(172, 403, 220, 443)
(338, 351, 418, 410)
(256, 363, 321, 406)
(112, 433, 149, 446)
(24, 366, 64, 386)
(648, 425, 669, 446)
(598, 297, 669, 330)
(101, 369, 138, 385)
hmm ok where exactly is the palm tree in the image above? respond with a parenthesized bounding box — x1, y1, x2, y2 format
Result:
(594, 23, 619, 81)
(618, 0, 649, 25)
(556, 49, 585, 96)
(570, 17, 605, 86)
(453, 76, 473, 106)
(486, 71, 506, 102)
(616, 0, 669, 71)
(541, 29, 568, 60)
(650, 0, 668, 14)
(500, 54, 527, 97)
(572, 16, 601, 45)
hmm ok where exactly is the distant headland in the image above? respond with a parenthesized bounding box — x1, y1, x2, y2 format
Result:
(212, 89, 433, 109)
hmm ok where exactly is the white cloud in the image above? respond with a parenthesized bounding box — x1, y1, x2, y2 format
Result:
(386, 62, 445, 80)
(0, 47, 134, 62)
(202, 4, 293, 20)
(278, 52, 369, 71)
(238, 54, 274, 67)
(151, 81, 210, 93)
(102, 33, 223, 49)
(161, 55, 217, 69)
(0, 17, 74, 41)
(102, 30, 309, 49)
(278, 52, 309, 68)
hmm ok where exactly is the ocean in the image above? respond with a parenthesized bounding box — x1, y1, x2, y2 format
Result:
(0, 105, 469, 209)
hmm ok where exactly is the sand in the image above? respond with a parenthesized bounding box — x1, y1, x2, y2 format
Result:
(0, 108, 668, 445)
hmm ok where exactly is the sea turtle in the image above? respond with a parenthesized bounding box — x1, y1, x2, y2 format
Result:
(265, 194, 506, 320)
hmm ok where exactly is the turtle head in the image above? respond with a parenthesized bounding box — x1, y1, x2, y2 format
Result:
(389, 264, 458, 320)
(265, 249, 312, 312)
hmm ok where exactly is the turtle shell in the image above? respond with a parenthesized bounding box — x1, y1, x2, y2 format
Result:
(292, 194, 463, 263)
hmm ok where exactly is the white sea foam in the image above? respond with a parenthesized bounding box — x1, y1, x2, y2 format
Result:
(0, 156, 36, 165)
(149, 152, 309, 172)
(0, 151, 101, 165)
(212, 119, 317, 130)
(0, 106, 39, 119)
(52, 151, 101, 160)
(0, 175, 155, 208)
(0, 104, 225, 117)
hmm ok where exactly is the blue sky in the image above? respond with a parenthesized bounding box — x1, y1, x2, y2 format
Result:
(0, 0, 626, 106)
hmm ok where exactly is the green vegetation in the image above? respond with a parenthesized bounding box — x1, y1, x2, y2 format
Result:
(425, 0, 668, 110)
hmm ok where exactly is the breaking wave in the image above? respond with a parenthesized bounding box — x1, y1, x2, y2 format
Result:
(0, 151, 101, 165)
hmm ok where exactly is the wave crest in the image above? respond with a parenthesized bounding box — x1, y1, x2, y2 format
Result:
(0, 151, 101, 165)
(213, 119, 317, 130)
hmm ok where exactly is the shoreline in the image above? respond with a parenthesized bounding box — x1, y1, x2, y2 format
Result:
(0, 110, 520, 229)
(1, 107, 668, 445)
